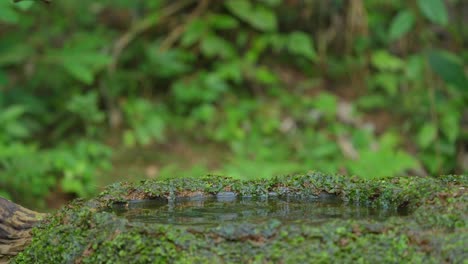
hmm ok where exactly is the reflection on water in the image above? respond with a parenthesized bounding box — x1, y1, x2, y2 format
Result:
(111, 195, 408, 226)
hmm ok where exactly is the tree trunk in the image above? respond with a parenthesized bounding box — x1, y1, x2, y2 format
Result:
(0, 197, 44, 262)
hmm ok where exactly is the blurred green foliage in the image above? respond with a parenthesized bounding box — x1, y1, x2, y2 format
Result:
(0, 0, 466, 208)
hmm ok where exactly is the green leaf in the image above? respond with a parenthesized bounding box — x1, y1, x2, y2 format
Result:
(215, 60, 243, 83)
(201, 34, 236, 58)
(347, 148, 418, 179)
(4, 123, 29, 139)
(428, 50, 467, 91)
(15, 1, 35, 10)
(417, 0, 448, 26)
(287, 31, 316, 61)
(0, 45, 34, 66)
(388, 10, 415, 41)
(372, 73, 399, 95)
(356, 95, 388, 109)
(66, 91, 105, 123)
(207, 13, 239, 29)
(440, 113, 459, 142)
(181, 19, 207, 47)
(225, 0, 277, 32)
(0, 2, 19, 24)
(379, 131, 401, 150)
(0, 105, 26, 122)
(191, 104, 215, 122)
(123, 130, 136, 147)
(417, 123, 437, 148)
(405, 55, 424, 80)
(61, 172, 86, 197)
(371, 50, 404, 71)
(248, 6, 277, 32)
(254, 66, 278, 84)
(146, 49, 193, 77)
(63, 62, 93, 84)
(60, 53, 111, 84)
(312, 92, 337, 118)
(224, 0, 250, 20)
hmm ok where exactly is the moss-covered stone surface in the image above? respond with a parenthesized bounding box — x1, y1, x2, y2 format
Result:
(12, 173, 467, 263)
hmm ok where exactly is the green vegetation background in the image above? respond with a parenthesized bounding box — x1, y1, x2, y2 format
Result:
(0, 0, 466, 209)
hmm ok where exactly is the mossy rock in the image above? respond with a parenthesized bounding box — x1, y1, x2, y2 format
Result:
(9, 173, 468, 263)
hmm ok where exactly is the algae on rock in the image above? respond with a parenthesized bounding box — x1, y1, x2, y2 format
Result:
(12, 173, 468, 263)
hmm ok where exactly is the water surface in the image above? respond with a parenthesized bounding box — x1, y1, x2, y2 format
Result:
(112, 194, 408, 226)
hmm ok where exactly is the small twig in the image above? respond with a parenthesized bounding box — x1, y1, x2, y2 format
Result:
(159, 0, 211, 52)
(338, 135, 359, 160)
(103, 1, 195, 129)
(109, 0, 195, 72)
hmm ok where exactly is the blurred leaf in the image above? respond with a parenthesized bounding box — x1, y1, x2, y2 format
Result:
(191, 104, 216, 122)
(351, 129, 373, 150)
(62, 170, 86, 197)
(204, 72, 230, 96)
(123, 130, 136, 147)
(15, 1, 35, 10)
(225, 0, 277, 32)
(267, 33, 287, 52)
(348, 148, 418, 179)
(287, 31, 316, 61)
(379, 131, 401, 149)
(4, 123, 29, 139)
(417, 123, 437, 148)
(146, 49, 193, 77)
(201, 34, 236, 58)
(417, 0, 448, 26)
(440, 112, 459, 142)
(388, 10, 414, 41)
(0, 105, 26, 122)
(356, 95, 388, 109)
(61, 52, 111, 84)
(421, 153, 441, 174)
(372, 73, 399, 95)
(207, 13, 239, 29)
(254, 66, 278, 84)
(247, 6, 277, 32)
(405, 54, 424, 80)
(0, 105, 35, 142)
(181, 19, 207, 47)
(428, 50, 467, 91)
(214, 60, 243, 83)
(122, 99, 166, 146)
(309, 140, 339, 159)
(0, 45, 33, 66)
(66, 91, 105, 124)
(63, 62, 93, 84)
(245, 35, 269, 63)
(312, 92, 337, 118)
(224, 0, 250, 20)
(371, 50, 404, 71)
(0, 2, 19, 23)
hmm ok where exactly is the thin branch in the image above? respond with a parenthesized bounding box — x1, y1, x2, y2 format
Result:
(109, 0, 195, 72)
(159, 0, 211, 52)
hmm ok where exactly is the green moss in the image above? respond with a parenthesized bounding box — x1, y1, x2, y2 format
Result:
(12, 173, 467, 263)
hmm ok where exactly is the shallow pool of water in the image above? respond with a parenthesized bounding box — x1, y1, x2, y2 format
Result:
(111, 194, 409, 226)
